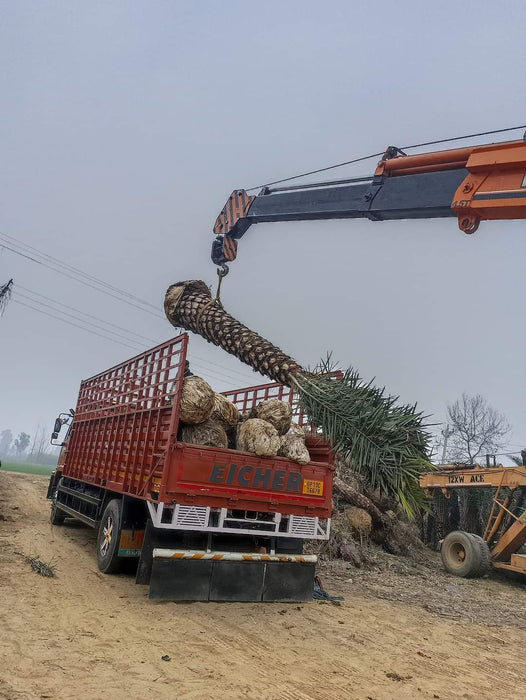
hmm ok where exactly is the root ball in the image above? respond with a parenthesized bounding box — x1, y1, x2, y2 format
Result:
(179, 376, 214, 424)
(211, 393, 240, 429)
(345, 507, 372, 535)
(278, 434, 310, 465)
(181, 419, 228, 448)
(237, 418, 280, 458)
(250, 400, 292, 435)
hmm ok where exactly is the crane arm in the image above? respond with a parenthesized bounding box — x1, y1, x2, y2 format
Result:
(212, 138, 526, 267)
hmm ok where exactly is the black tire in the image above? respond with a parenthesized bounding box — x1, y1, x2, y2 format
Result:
(97, 499, 123, 574)
(441, 530, 483, 578)
(468, 533, 492, 577)
(50, 500, 66, 526)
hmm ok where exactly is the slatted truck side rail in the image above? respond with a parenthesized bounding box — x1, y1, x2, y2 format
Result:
(47, 334, 334, 601)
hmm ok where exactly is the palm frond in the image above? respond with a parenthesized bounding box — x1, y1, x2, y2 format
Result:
(0, 278, 13, 316)
(290, 361, 434, 517)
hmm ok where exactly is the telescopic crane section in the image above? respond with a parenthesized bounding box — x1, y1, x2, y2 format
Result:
(211, 138, 526, 267)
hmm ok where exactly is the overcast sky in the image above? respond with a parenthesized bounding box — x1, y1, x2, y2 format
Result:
(1, 0, 525, 461)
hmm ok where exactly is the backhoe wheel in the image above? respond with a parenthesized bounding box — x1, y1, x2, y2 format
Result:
(97, 499, 123, 574)
(50, 500, 66, 526)
(441, 530, 484, 578)
(468, 533, 492, 577)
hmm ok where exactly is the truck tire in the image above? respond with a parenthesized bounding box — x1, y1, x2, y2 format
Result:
(441, 530, 483, 578)
(97, 499, 123, 574)
(50, 500, 66, 526)
(467, 533, 492, 577)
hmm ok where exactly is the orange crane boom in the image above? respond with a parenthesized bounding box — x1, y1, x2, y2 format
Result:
(212, 137, 526, 268)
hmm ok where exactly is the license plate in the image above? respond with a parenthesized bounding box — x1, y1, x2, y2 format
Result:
(302, 479, 324, 496)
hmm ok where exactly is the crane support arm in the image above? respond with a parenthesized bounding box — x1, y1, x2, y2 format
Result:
(212, 139, 526, 266)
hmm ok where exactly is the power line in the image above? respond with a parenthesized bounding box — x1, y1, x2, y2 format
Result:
(0, 236, 165, 320)
(16, 284, 258, 385)
(18, 284, 158, 345)
(0, 230, 160, 312)
(12, 299, 141, 351)
(15, 290, 149, 348)
(1, 232, 264, 385)
(12, 290, 258, 386)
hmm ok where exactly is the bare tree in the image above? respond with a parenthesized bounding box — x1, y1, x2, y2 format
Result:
(445, 393, 511, 464)
(35, 426, 48, 464)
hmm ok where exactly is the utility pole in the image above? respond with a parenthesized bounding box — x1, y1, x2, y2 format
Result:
(441, 424, 453, 464)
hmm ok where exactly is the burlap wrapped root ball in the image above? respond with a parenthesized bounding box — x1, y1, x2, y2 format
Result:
(278, 423, 310, 465)
(181, 419, 228, 449)
(210, 393, 240, 429)
(344, 507, 373, 537)
(278, 434, 310, 465)
(179, 376, 214, 424)
(250, 400, 292, 435)
(237, 418, 281, 458)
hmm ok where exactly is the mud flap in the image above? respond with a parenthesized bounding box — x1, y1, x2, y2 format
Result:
(149, 551, 316, 602)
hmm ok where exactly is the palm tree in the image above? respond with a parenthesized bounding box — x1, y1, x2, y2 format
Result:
(165, 279, 432, 516)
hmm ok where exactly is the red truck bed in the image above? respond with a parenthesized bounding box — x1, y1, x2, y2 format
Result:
(61, 335, 333, 518)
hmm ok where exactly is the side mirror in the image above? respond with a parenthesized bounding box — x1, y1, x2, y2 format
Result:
(52, 432, 59, 440)
(53, 418, 62, 434)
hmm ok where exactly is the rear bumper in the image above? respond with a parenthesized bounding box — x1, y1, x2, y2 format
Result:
(149, 549, 317, 602)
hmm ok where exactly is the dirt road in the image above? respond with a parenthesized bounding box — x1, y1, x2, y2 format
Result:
(0, 471, 524, 700)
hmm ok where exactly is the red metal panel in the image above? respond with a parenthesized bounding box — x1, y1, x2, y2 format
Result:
(62, 335, 187, 496)
(222, 381, 317, 435)
(161, 443, 333, 518)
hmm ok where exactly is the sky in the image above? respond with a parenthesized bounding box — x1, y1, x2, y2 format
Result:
(1, 0, 525, 461)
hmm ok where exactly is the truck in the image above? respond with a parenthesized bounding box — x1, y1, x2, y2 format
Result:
(47, 333, 334, 602)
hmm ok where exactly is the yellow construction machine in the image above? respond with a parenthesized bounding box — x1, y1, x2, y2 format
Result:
(420, 461, 526, 578)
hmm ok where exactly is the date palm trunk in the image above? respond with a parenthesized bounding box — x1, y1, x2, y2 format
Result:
(165, 279, 432, 517)
(165, 280, 302, 384)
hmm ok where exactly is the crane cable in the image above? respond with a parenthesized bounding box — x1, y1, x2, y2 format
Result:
(246, 124, 526, 192)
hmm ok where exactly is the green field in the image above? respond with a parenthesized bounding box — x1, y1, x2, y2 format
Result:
(1, 462, 55, 476)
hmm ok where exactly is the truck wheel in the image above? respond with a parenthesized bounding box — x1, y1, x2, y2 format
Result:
(97, 499, 123, 574)
(441, 530, 483, 578)
(50, 501, 66, 526)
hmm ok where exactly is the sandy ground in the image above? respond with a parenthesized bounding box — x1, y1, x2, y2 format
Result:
(0, 471, 524, 700)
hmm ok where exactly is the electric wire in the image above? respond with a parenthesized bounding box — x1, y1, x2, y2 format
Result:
(246, 124, 526, 191)
(0, 230, 159, 311)
(17, 284, 158, 344)
(13, 286, 259, 386)
(2, 234, 262, 381)
(12, 299, 141, 351)
(0, 237, 166, 320)
(12, 297, 256, 386)
(15, 291, 148, 347)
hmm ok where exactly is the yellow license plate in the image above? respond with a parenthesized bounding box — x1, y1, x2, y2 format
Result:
(302, 479, 324, 496)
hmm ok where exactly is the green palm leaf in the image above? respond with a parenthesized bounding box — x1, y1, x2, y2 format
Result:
(290, 362, 433, 517)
